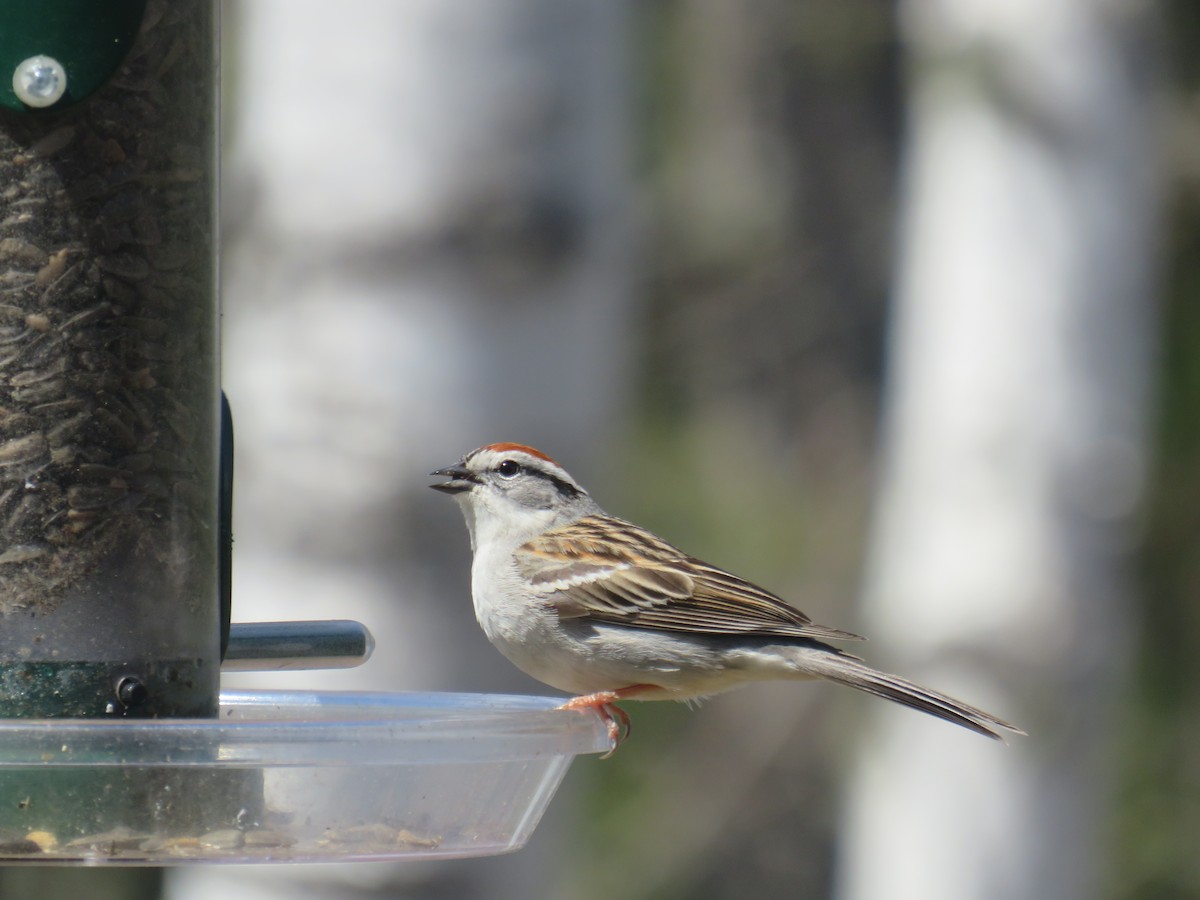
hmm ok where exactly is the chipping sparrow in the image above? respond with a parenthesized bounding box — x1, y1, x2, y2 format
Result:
(432, 442, 1022, 751)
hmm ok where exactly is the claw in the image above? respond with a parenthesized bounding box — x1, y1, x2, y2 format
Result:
(557, 686, 654, 758)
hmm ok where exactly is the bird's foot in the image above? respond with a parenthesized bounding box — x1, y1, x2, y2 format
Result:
(558, 686, 653, 758)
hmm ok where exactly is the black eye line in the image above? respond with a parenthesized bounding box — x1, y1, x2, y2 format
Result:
(494, 459, 581, 498)
(547, 473, 582, 499)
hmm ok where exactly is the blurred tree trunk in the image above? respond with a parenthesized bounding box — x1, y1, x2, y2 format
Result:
(837, 3, 1160, 899)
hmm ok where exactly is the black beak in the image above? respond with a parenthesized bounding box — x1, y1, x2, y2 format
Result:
(430, 463, 477, 495)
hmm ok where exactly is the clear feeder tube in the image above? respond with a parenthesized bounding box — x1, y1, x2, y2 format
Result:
(0, 0, 219, 719)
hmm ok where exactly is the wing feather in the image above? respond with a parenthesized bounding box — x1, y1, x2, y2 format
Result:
(516, 514, 862, 643)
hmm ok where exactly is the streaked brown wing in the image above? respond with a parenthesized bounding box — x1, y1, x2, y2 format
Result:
(516, 514, 862, 643)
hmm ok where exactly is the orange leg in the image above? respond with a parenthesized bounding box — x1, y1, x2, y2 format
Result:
(558, 685, 656, 758)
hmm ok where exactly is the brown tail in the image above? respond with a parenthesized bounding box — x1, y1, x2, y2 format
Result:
(801, 651, 1024, 741)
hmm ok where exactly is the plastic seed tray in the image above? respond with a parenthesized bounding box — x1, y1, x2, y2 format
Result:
(0, 690, 611, 864)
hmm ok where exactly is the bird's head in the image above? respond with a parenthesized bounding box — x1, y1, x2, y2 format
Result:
(431, 442, 598, 548)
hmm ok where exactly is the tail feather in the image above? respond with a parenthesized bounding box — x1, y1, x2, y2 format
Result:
(803, 652, 1024, 741)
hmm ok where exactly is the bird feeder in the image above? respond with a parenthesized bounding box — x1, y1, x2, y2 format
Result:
(0, 0, 607, 863)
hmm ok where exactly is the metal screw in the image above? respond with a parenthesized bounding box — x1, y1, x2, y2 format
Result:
(12, 55, 68, 108)
(115, 675, 149, 709)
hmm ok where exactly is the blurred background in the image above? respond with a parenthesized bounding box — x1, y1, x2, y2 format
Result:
(136, 0, 1197, 898)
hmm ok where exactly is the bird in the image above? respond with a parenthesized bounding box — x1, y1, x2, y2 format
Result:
(431, 442, 1023, 752)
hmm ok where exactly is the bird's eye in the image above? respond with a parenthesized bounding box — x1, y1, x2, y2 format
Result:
(496, 460, 521, 478)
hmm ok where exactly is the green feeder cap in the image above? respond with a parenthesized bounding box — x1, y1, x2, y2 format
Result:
(0, 0, 147, 113)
